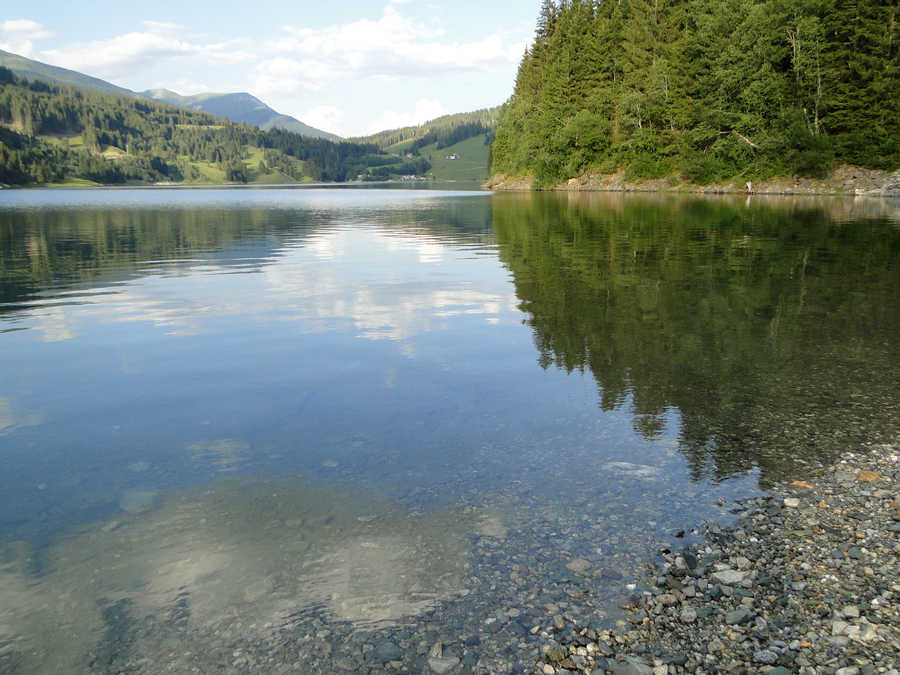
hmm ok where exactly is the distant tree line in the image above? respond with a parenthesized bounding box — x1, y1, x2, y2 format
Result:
(367, 157, 432, 179)
(407, 122, 492, 154)
(353, 108, 500, 150)
(0, 68, 421, 185)
(491, 0, 899, 186)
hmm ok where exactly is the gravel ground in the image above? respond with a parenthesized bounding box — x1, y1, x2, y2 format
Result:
(538, 442, 900, 675)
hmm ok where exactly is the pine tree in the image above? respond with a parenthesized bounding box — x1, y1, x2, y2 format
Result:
(536, 0, 559, 44)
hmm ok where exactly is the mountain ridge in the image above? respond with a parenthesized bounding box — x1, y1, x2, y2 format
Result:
(0, 50, 338, 140)
(141, 89, 340, 141)
(0, 49, 134, 97)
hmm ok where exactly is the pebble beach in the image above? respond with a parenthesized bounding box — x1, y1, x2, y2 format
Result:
(539, 443, 900, 675)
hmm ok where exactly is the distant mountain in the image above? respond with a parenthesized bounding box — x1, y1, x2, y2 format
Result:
(0, 50, 338, 140)
(142, 89, 340, 141)
(0, 49, 134, 97)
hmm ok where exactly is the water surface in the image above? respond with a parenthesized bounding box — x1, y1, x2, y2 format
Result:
(0, 187, 897, 673)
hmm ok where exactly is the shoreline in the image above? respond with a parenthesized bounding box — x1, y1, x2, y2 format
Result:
(486, 166, 900, 199)
(537, 441, 900, 674)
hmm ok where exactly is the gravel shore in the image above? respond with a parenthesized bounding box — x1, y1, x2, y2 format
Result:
(486, 166, 900, 199)
(538, 443, 900, 675)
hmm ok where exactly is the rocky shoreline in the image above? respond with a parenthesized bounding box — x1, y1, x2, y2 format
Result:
(486, 166, 900, 199)
(65, 445, 898, 675)
(537, 443, 900, 675)
(19, 446, 892, 674)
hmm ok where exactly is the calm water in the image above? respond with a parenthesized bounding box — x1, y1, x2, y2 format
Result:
(0, 187, 897, 673)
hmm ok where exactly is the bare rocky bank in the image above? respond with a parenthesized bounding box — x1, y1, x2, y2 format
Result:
(486, 166, 900, 199)
(538, 442, 900, 675)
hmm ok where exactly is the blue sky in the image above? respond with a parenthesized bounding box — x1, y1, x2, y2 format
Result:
(0, 2, 539, 137)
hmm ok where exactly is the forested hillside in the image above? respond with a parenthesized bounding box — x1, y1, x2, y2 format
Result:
(353, 108, 500, 150)
(491, 0, 899, 186)
(0, 68, 416, 185)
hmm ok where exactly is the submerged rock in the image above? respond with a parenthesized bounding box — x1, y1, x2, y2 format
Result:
(602, 462, 662, 480)
(710, 569, 748, 586)
(373, 640, 402, 663)
(118, 488, 157, 513)
(566, 558, 591, 573)
(610, 657, 654, 675)
(679, 606, 697, 623)
(725, 607, 753, 625)
(427, 655, 460, 673)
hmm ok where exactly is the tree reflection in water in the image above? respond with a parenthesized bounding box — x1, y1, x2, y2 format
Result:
(493, 192, 900, 485)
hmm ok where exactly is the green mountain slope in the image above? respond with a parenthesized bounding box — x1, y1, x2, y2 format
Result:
(352, 107, 500, 183)
(492, 0, 899, 187)
(416, 135, 492, 182)
(142, 89, 340, 140)
(0, 69, 417, 186)
(352, 107, 500, 150)
(0, 49, 134, 97)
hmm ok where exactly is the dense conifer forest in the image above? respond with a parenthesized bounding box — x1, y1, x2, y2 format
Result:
(0, 68, 413, 185)
(491, 0, 899, 186)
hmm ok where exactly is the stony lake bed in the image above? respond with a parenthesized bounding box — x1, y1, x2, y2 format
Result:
(0, 187, 898, 673)
(58, 444, 897, 675)
(7, 442, 889, 675)
(545, 444, 900, 675)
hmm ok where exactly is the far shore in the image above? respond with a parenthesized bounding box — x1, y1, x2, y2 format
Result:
(486, 165, 900, 199)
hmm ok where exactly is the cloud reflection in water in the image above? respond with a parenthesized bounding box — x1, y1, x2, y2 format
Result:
(0, 477, 494, 673)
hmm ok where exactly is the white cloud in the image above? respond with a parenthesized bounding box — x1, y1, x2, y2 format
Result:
(41, 30, 196, 77)
(26, 4, 520, 93)
(141, 21, 185, 34)
(362, 98, 448, 136)
(0, 19, 54, 57)
(11, 4, 525, 136)
(1, 19, 53, 37)
(159, 77, 213, 96)
(254, 56, 341, 94)
(301, 106, 345, 136)
(39, 22, 250, 80)
(254, 5, 520, 96)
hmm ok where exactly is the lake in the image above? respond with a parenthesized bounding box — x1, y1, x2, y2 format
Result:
(0, 187, 897, 673)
